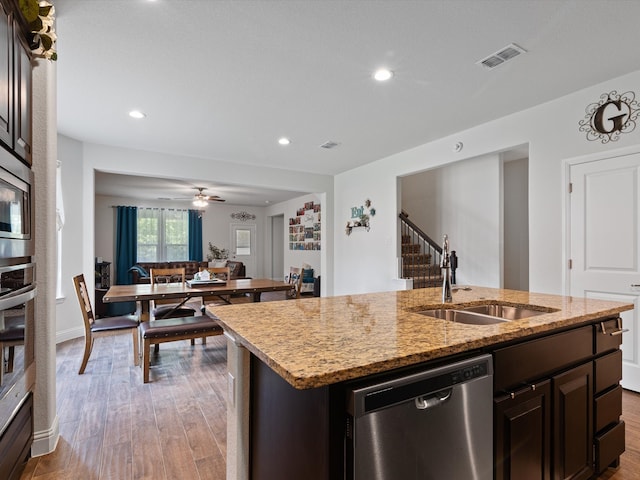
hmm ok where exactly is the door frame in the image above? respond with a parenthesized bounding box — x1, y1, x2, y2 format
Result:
(230, 223, 257, 278)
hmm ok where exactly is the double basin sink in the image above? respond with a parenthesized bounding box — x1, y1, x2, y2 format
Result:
(419, 303, 556, 325)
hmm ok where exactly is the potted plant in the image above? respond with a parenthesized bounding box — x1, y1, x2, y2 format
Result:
(207, 242, 229, 267)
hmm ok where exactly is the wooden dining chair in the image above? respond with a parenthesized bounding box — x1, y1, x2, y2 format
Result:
(73, 274, 139, 374)
(149, 267, 198, 319)
(149, 267, 200, 350)
(286, 267, 304, 299)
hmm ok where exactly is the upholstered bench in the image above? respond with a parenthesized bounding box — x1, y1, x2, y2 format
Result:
(139, 315, 223, 383)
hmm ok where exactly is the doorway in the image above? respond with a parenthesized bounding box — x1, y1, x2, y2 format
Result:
(271, 215, 284, 280)
(400, 146, 529, 288)
(503, 157, 529, 290)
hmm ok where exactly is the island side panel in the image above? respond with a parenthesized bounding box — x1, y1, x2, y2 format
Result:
(250, 354, 344, 480)
(226, 335, 251, 480)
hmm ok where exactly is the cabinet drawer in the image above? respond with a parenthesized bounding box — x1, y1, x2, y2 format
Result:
(594, 318, 624, 354)
(594, 350, 622, 394)
(595, 421, 625, 474)
(595, 385, 622, 433)
(494, 326, 593, 392)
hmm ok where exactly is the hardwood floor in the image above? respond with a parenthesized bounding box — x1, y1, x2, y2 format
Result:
(19, 291, 640, 479)
(21, 328, 229, 479)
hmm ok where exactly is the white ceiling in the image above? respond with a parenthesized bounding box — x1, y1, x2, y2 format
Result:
(55, 0, 640, 204)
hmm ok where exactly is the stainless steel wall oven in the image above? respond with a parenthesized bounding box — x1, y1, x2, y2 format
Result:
(0, 151, 35, 479)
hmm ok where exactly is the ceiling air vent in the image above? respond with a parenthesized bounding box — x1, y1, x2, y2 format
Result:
(319, 141, 340, 149)
(477, 43, 527, 70)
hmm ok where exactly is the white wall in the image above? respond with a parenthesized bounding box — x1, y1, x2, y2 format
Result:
(400, 154, 502, 287)
(334, 69, 640, 296)
(56, 135, 85, 342)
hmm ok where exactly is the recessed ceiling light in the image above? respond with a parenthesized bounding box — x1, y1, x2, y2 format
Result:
(373, 68, 393, 81)
(129, 110, 146, 119)
(278, 137, 291, 146)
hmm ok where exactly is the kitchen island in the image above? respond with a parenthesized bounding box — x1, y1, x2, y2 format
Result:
(208, 286, 634, 480)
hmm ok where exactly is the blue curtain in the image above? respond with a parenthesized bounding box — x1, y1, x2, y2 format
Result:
(188, 209, 203, 261)
(113, 206, 137, 314)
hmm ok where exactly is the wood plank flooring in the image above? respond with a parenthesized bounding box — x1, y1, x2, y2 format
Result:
(19, 292, 640, 479)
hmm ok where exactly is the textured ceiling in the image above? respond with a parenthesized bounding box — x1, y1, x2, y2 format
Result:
(55, 0, 640, 203)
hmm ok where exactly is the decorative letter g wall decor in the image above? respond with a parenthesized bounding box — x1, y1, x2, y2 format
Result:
(579, 90, 639, 143)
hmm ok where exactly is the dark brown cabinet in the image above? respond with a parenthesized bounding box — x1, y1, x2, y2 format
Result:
(593, 319, 625, 475)
(0, 0, 31, 165)
(495, 380, 551, 480)
(13, 26, 30, 164)
(494, 317, 625, 480)
(552, 363, 593, 480)
(0, 1, 12, 148)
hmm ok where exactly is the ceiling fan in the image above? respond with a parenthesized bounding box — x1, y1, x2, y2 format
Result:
(176, 187, 225, 207)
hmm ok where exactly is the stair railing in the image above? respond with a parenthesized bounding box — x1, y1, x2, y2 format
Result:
(399, 212, 445, 289)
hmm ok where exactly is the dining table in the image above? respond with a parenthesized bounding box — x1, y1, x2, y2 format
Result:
(102, 278, 293, 320)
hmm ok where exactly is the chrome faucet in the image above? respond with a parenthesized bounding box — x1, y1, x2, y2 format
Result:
(441, 234, 452, 303)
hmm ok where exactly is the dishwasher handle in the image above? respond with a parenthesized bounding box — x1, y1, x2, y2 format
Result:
(415, 389, 452, 410)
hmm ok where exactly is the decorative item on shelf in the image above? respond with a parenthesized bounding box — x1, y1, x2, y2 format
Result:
(19, 0, 57, 60)
(346, 198, 376, 235)
(230, 211, 256, 221)
(206, 242, 229, 267)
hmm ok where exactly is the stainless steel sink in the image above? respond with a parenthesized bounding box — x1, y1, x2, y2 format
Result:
(460, 304, 549, 320)
(418, 303, 553, 325)
(419, 309, 508, 325)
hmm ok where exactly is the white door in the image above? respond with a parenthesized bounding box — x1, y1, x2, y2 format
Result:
(570, 152, 640, 391)
(231, 224, 257, 277)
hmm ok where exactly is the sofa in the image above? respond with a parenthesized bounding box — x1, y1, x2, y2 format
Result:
(129, 260, 246, 284)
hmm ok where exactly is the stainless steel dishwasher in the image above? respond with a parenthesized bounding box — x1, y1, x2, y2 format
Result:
(346, 354, 493, 480)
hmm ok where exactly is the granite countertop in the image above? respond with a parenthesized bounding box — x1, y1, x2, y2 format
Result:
(208, 286, 634, 390)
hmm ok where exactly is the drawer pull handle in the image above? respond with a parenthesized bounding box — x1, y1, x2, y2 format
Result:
(600, 318, 628, 336)
(610, 329, 629, 336)
(508, 383, 536, 400)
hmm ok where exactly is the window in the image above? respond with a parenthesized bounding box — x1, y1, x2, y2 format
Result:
(137, 208, 189, 261)
(235, 228, 251, 255)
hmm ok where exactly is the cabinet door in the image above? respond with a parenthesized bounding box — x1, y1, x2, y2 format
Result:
(12, 25, 30, 164)
(495, 380, 551, 480)
(0, 2, 11, 149)
(552, 363, 594, 480)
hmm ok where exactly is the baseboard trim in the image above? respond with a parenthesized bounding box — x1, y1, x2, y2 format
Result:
(56, 326, 84, 344)
(31, 414, 59, 457)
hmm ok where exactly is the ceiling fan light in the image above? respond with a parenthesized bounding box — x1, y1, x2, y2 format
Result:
(193, 198, 208, 207)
